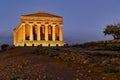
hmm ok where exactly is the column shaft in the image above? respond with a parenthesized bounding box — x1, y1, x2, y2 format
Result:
(59, 26, 63, 41)
(52, 25, 56, 41)
(13, 31, 16, 45)
(45, 25, 48, 41)
(22, 24, 25, 41)
(30, 24, 33, 41)
(37, 24, 41, 41)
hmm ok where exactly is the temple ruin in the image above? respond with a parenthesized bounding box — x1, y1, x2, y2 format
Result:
(13, 11, 65, 46)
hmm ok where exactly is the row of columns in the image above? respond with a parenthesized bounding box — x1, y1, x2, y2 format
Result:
(22, 24, 63, 41)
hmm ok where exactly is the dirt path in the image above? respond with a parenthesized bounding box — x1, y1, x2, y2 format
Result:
(0, 47, 76, 80)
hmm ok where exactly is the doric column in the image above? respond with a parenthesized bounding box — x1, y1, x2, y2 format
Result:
(52, 25, 56, 41)
(30, 24, 33, 41)
(22, 24, 25, 41)
(13, 31, 16, 45)
(59, 25, 63, 41)
(37, 24, 41, 41)
(45, 24, 48, 41)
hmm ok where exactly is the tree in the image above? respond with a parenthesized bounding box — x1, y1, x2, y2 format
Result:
(104, 24, 120, 40)
(1, 44, 9, 51)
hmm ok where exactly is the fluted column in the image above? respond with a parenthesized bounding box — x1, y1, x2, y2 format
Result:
(52, 25, 56, 41)
(45, 24, 48, 41)
(37, 24, 41, 41)
(13, 31, 16, 45)
(30, 24, 33, 41)
(59, 25, 63, 41)
(22, 24, 25, 41)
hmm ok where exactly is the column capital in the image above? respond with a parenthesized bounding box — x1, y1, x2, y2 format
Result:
(37, 24, 41, 26)
(23, 21, 29, 24)
(45, 24, 49, 26)
(52, 25, 56, 27)
(29, 23, 33, 26)
(59, 24, 63, 27)
(21, 23, 25, 25)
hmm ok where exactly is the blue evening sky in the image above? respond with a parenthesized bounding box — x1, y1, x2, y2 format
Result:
(0, 0, 120, 45)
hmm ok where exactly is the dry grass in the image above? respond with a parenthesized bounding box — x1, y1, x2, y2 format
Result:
(31, 47, 120, 80)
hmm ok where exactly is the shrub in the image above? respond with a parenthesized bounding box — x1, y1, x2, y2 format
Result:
(103, 67, 119, 73)
(31, 49, 48, 55)
(1, 44, 9, 51)
(10, 77, 20, 80)
(53, 47, 60, 51)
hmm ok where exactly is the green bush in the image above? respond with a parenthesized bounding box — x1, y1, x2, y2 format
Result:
(31, 49, 48, 55)
(10, 77, 19, 80)
(1, 44, 9, 51)
(103, 67, 119, 73)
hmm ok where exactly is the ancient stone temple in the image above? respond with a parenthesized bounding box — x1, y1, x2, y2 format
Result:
(13, 11, 65, 46)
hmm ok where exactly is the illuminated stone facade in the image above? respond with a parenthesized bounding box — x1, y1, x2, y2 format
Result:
(13, 12, 65, 46)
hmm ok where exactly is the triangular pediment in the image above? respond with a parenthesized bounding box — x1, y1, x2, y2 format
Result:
(22, 11, 62, 18)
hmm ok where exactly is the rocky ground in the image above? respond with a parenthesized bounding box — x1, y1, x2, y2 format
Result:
(0, 47, 120, 80)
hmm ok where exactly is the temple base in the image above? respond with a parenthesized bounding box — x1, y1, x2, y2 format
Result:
(14, 40, 65, 47)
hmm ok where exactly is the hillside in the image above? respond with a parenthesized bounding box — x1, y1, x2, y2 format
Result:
(0, 46, 120, 80)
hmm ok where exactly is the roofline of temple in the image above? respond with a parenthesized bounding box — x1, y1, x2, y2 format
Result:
(21, 11, 63, 18)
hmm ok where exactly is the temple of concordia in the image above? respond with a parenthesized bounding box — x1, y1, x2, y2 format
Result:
(13, 11, 65, 46)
